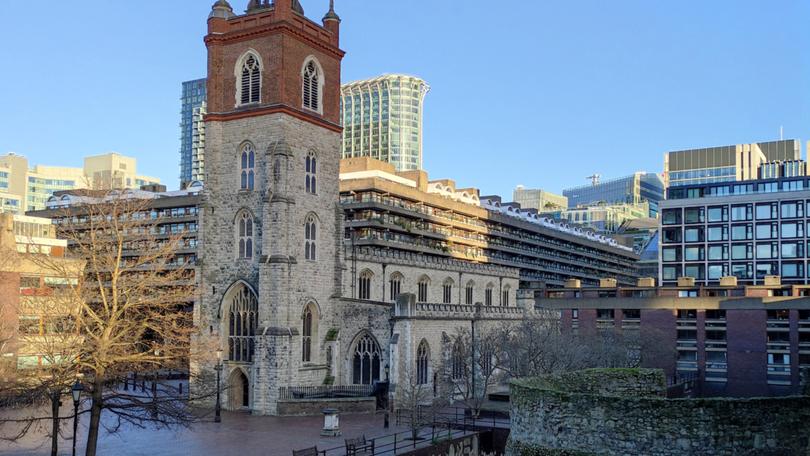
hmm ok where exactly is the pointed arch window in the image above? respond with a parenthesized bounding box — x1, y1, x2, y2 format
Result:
(389, 272, 403, 301)
(305, 151, 317, 194)
(417, 276, 430, 303)
(358, 270, 373, 300)
(240, 143, 255, 191)
(451, 341, 465, 380)
(485, 283, 494, 306)
(442, 278, 454, 304)
(305, 215, 317, 261)
(302, 59, 321, 112)
(352, 333, 381, 385)
(240, 54, 261, 105)
(302, 304, 316, 363)
(228, 284, 258, 362)
(237, 212, 254, 260)
(465, 281, 475, 305)
(417, 340, 430, 385)
(502, 285, 511, 307)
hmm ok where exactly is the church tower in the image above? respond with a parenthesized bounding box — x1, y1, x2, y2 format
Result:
(197, 0, 344, 415)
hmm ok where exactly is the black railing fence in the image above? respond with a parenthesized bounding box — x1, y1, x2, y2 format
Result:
(279, 385, 374, 400)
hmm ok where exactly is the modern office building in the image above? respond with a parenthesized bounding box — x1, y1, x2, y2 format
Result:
(340, 74, 430, 171)
(0, 152, 160, 212)
(180, 78, 207, 186)
(660, 169, 810, 286)
(513, 185, 567, 211)
(340, 158, 639, 290)
(664, 139, 801, 188)
(538, 281, 810, 397)
(0, 213, 83, 374)
(563, 172, 665, 217)
(554, 202, 651, 233)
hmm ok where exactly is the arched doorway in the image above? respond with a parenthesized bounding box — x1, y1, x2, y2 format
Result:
(228, 369, 250, 410)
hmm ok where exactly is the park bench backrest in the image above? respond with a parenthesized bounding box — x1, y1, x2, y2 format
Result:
(292, 446, 318, 456)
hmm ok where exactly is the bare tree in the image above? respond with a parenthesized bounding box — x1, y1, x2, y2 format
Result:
(15, 193, 216, 456)
(441, 326, 504, 417)
(397, 369, 447, 441)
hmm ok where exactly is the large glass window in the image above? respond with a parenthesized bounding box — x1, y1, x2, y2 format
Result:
(684, 207, 704, 224)
(782, 222, 804, 239)
(707, 206, 728, 223)
(782, 242, 803, 259)
(684, 264, 704, 280)
(731, 244, 752, 260)
(782, 262, 804, 278)
(731, 224, 752, 241)
(781, 201, 803, 218)
(755, 203, 778, 220)
(684, 228, 703, 243)
(707, 245, 728, 261)
(731, 204, 752, 221)
(662, 265, 680, 281)
(662, 247, 680, 262)
(731, 263, 752, 279)
(662, 228, 682, 243)
(707, 225, 727, 242)
(756, 223, 777, 240)
(708, 264, 726, 280)
(662, 209, 682, 225)
(756, 262, 777, 279)
(684, 246, 704, 261)
(756, 243, 778, 259)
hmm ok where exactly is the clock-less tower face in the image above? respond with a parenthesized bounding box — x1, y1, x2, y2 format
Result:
(196, 0, 344, 415)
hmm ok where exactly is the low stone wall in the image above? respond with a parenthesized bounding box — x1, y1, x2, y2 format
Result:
(508, 368, 810, 456)
(276, 397, 376, 416)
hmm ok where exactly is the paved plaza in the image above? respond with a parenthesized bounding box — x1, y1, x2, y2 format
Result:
(0, 409, 411, 456)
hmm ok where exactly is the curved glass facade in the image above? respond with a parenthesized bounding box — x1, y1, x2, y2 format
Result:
(340, 75, 429, 171)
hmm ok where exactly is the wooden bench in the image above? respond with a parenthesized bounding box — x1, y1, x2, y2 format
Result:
(345, 435, 374, 455)
(292, 446, 319, 456)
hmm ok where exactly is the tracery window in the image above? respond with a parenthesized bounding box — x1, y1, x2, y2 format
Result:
(465, 281, 474, 305)
(502, 285, 511, 307)
(358, 270, 373, 300)
(305, 151, 317, 194)
(485, 283, 494, 306)
(237, 211, 254, 259)
(389, 272, 403, 301)
(451, 341, 465, 380)
(240, 143, 255, 191)
(302, 305, 314, 362)
(352, 333, 381, 385)
(302, 59, 321, 112)
(305, 215, 317, 261)
(239, 54, 261, 105)
(228, 284, 257, 362)
(442, 278, 454, 304)
(416, 340, 430, 385)
(417, 276, 429, 303)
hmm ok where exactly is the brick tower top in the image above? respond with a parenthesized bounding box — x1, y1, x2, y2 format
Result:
(205, 0, 344, 131)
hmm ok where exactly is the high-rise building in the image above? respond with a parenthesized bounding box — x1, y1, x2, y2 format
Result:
(0, 152, 160, 212)
(180, 78, 207, 186)
(663, 139, 801, 188)
(513, 186, 567, 211)
(563, 172, 665, 217)
(340, 74, 430, 171)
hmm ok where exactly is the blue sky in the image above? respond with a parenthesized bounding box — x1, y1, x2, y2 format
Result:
(0, 0, 808, 198)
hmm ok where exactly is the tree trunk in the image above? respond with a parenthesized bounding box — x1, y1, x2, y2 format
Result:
(51, 391, 60, 456)
(84, 378, 104, 456)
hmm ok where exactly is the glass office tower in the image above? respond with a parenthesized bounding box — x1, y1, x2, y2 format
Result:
(563, 172, 665, 217)
(180, 79, 207, 186)
(340, 75, 430, 171)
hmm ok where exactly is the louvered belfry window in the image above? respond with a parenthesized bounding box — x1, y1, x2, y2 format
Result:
(241, 55, 261, 105)
(303, 60, 319, 111)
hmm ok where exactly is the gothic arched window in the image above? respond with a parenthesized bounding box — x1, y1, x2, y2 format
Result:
(442, 278, 454, 304)
(358, 270, 373, 300)
(240, 143, 255, 191)
(237, 211, 254, 260)
(305, 151, 317, 194)
(228, 283, 258, 362)
(239, 54, 261, 105)
(302, 59, 321, 112)
(302, 304, 317, 363)
(417, 276, 430, 303)
(465, 280, 475, 305)
(485, 283, 494, 306)
(451, 341, 465, 380)
(304, 215, 317, 261)
(352, 333, 381, 385)
(416, 340, 430, 385)
(502, 285, 511, 307)
(389, 272, 403, 302)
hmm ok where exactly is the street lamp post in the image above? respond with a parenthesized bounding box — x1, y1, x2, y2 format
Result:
(383, 363, 390, 429)
(214, 348, 223, 423)
(71, 379, 84, 456)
